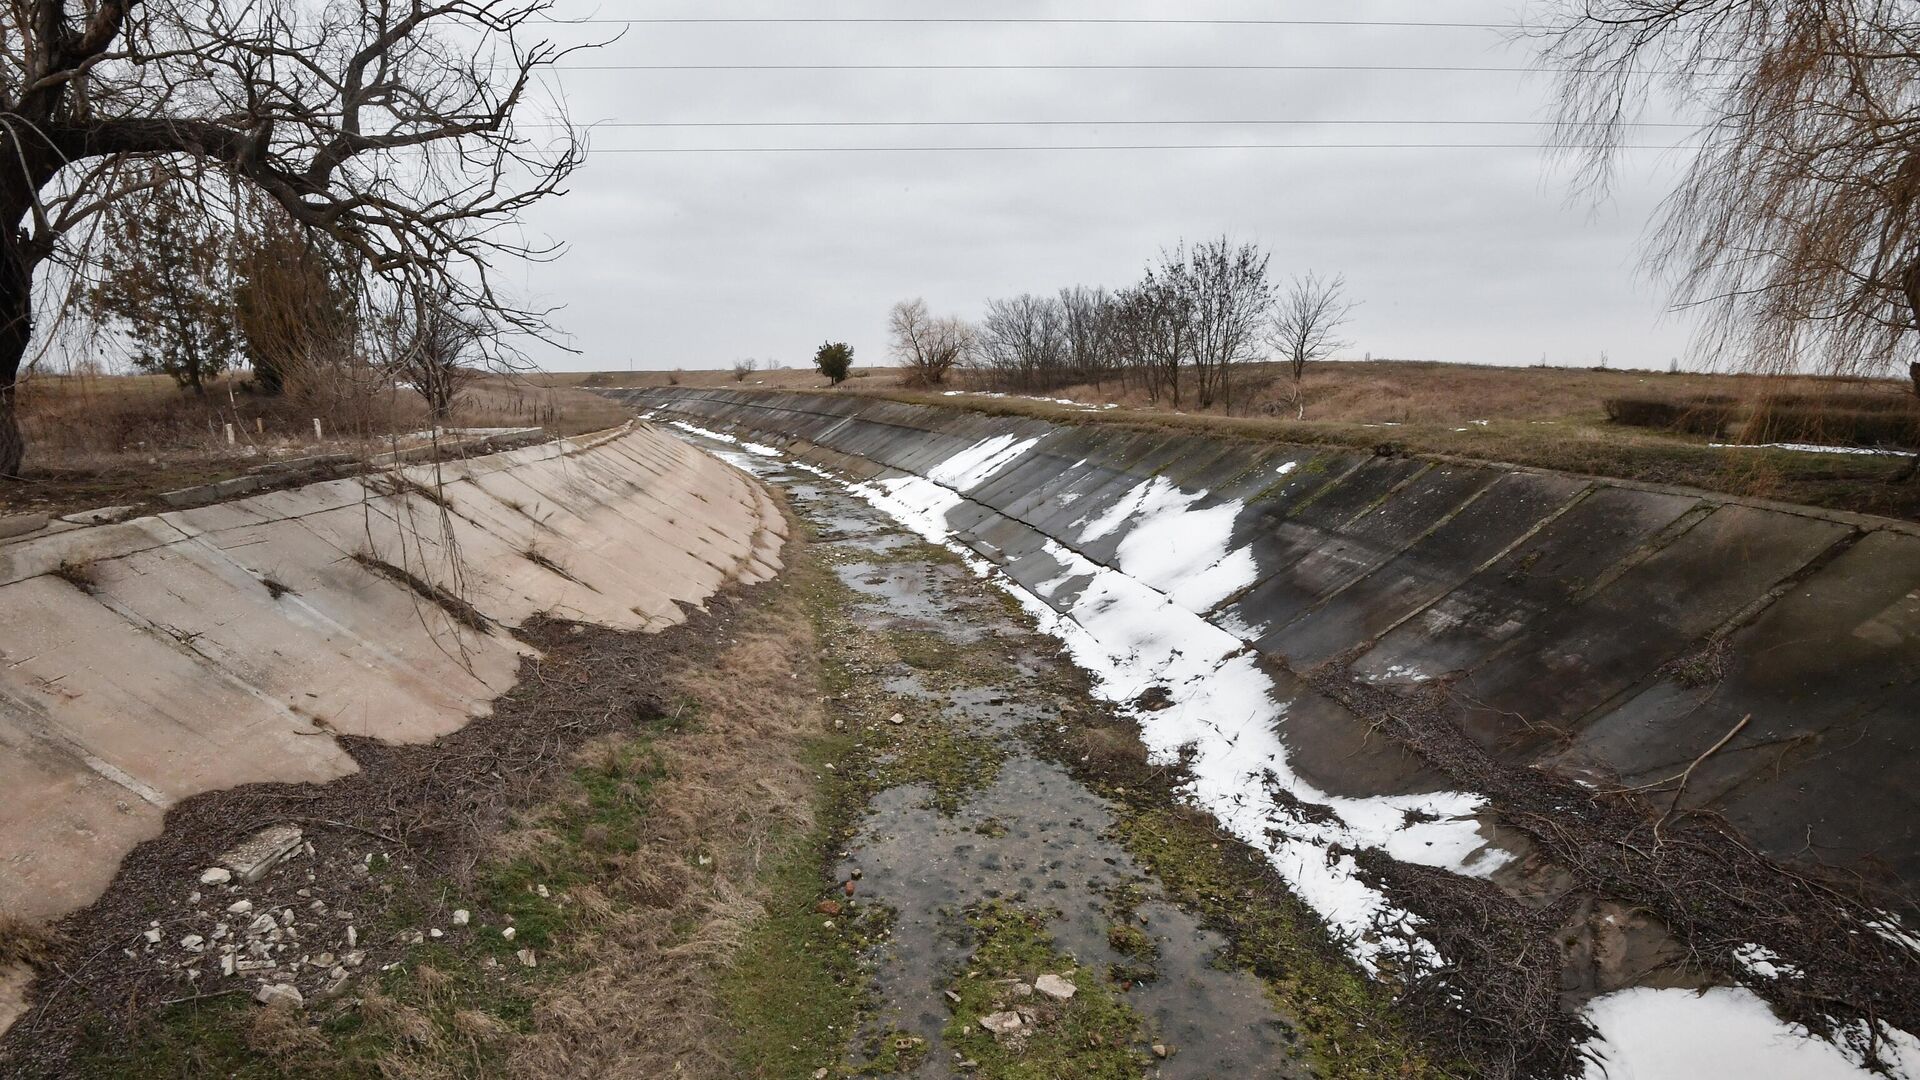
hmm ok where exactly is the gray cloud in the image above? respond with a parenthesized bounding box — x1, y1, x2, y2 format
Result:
(513, 1, 1699, 373)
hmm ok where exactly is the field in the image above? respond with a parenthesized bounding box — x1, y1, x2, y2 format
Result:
(11, 359, 1917, 522)
(555, 360, 1920, 522)
(2, 372, 632, 518)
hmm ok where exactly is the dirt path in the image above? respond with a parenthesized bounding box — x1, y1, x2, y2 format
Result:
(705, 439, 1315, 1078)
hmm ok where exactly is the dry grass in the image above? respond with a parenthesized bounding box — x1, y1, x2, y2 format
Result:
(503, 578, 825, 1080)
(2, 370, 634, 518)
(0, 914, 58, 970)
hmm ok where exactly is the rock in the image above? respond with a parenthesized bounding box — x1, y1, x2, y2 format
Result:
(141, 928, 162, 944)
(235, 959, 277, 973)
(220, 954, 237, 977)
(247, 914, 278, 936)
(180, 934, 205, 952)
(1034, 973, 1076, 1001)
(310, 952, 335, 968)
(814, 900, 843, 917)
(219, 825, 305, 884)
(320, 969, 351, 999)
(227, 900, 253, 916)
(501, 926, 516, 941)
(516, 948, 537, 968)
(888, 713, 906, 725)
(842, 880, 856, 897)
(812, 1070, 829, 1080)
(343, 951, 366, 968)
(979, 1011, 1026, 1037)
(253, 983, 303, 1009)
(1151, 1043, 1169, 1059)
(428, 929, 444, 939)
(199, 867, 233, 886)
(452, 909, 470, 926)
(345, 926, 357, 948)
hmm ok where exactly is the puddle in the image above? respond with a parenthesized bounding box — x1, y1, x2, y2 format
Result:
(689, 434, 1308, 1078)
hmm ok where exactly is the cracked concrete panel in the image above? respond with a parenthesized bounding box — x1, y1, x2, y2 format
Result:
(1454, 504, 1855, 752)
(1350, 485, 1702, 685)
(1266, 472, 1591, 670)
(1574, 529, 1920, 882)
(1224, 463, 1501, 642)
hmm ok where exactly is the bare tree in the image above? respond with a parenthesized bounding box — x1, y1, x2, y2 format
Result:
(1058, 285, 1117, 388)
(731, 357, 758, 382)
(1183, 236, 1274, 413)
(388, 290, 481, 424)
(1116, 267, 1195, 409)
(1531, 1, 1920, 393)
(976, 293, 1067, 391)
(889, 298, 974, 387)
(1268, 272, 1353, 419)
(0, 0, 586, 476)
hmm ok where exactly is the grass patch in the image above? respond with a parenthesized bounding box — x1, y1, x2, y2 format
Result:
(939, 901, 1151, 1078)
(718, 732, 884, 1080)
(870, 717, 1003, 815)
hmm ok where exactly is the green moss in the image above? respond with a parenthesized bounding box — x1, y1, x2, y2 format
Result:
(939, 902, 1151, 1079)
(1110, 806, 1449, 1079)
(870, 717, 1003, 814)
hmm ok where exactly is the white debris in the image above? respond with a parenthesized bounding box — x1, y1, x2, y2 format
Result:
(253, 983, 303, 1009)
(452, 909, 470, 926)
(1033, 973, 1077, 1001)
(979, 1011, 1027, 1037)
(218, 825, 305, 884)
(199, 867, 232, 886)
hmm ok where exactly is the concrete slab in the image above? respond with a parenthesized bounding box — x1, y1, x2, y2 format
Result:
(1350, 485, 1701, 684)
(1455, 505, 1854, 751)
(1265, 472, 1590, 669)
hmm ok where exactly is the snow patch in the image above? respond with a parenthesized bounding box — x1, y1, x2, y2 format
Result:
(926, 434, 1042, 491)
(1581, 986, 1920, 1080)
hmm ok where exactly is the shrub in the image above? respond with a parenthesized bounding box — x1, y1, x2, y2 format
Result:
(814, 342, 853, 385)
(1605, 392, 1920, 447)
(1603, 395, 1738, 436)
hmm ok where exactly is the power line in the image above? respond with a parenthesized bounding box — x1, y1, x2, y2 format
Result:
(579, 142, 1696, 154)
(552, 63, 1624, 73)
(561, 118, 1691, 129)
(542, 17, 1509, 29)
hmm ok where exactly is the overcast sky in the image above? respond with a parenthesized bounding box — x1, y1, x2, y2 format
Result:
(509, 1, 1701, 373)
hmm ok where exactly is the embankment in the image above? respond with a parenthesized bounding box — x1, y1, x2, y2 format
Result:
(0, 421, 783, 931)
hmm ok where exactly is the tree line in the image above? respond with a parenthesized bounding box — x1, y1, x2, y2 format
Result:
(886, 238, 1353, 416)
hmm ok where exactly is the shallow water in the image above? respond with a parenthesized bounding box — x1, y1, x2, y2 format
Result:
(721, 442, 1308, 1078)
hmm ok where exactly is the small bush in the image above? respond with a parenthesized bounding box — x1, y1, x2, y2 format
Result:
(813, 341, 853, 385)
(1605, 392, 1920, 447)
(1604, 395, 1738, 436)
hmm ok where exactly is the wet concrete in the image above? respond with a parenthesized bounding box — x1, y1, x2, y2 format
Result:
(697, 436, 1308, 1078)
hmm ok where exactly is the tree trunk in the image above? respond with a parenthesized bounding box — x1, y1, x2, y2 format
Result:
(0, 236, 34, 478)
